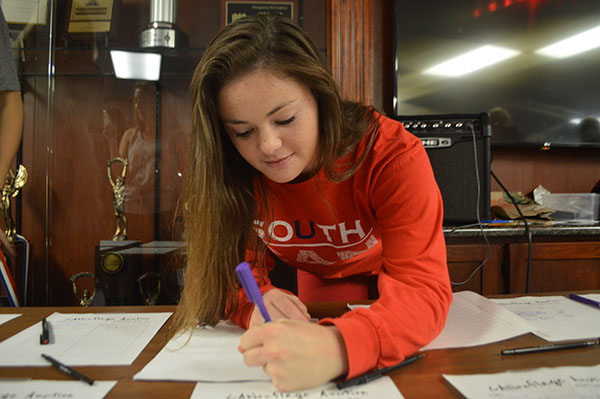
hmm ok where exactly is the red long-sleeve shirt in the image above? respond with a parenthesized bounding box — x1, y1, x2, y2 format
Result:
(230, 113, 452, 379)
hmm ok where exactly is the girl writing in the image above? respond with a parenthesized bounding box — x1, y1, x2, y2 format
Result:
(173, 14, 452, 392)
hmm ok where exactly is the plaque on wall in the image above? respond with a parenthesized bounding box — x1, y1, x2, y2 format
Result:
(67, 0, 118, 35)
(222, 0, 298, 26)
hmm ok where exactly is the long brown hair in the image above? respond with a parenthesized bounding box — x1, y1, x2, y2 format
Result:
(171, 14, 379, 334)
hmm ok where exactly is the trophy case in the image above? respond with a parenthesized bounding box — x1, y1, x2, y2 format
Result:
(2, 0, 328, 306)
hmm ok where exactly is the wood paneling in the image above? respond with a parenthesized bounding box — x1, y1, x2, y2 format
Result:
(447, 244, 506, 295)
(509, 241, 600, 294)
(491, 147, 600, 195)
(327, 0, 373, 105)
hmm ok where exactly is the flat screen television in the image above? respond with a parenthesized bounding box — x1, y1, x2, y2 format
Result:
(393, 0, 600, 148)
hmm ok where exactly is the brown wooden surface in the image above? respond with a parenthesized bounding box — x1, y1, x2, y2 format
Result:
(509, 241, 600, 294)
(327, 0, 374, 105)
(447, 244, 506, 295)
(490, 147, 600, 195)
(2, 295, 600, 399)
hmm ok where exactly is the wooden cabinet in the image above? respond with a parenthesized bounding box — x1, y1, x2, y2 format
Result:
(446, 233, 600, 295)
(508, 241, 600, 294)
(446, 244, 506, 295)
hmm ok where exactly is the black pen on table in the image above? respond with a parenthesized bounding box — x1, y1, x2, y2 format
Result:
(41, 353, 95, 385)
(336, 353, 424, 389)
(501, 339, 599, 355)
(40, 318, 50, 345)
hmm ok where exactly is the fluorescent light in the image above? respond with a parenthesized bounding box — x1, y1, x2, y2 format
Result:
(570, 116, 600, 125)
(536, 25, 600, 58)
(424, 45, 520, 77)
(110, 50, 162, 81)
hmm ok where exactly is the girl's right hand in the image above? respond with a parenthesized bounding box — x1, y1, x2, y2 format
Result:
(249, 289, 310, 327)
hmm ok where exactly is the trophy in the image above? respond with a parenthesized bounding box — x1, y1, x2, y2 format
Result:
(1, 165, 28, 242)
(107, 157, 128, 241)
(1, 165, 29, 306)
(70, 272, 96, 306)
(95, 158, 143, 305)
(137, 271, 161, 305)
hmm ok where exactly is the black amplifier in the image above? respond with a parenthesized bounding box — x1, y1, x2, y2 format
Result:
(394, 113, 492, 224)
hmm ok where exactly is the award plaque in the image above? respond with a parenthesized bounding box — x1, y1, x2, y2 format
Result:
(100, 251, 124, 275)
(67, 0, 118, 35)
(95, 240, 142, 306)
(222, 1, 297, 26)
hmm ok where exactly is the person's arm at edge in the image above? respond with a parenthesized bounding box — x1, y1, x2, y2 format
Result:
(0, 90, 23, 190)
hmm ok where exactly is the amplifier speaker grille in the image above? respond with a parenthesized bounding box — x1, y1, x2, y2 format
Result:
(395, 113, 492, 224)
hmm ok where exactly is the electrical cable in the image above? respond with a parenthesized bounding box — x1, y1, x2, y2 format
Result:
(490, 170, 532, 293)
(441, 119, 533, 292)
(449, 122, 491, 287)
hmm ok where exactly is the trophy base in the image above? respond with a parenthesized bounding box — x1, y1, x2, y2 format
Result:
(95, 240, 143, 306)
(94, 240, 184, 306)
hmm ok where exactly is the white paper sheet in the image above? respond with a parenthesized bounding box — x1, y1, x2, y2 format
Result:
(422, 291, 534, 350)
(444, 364, 600, 399)
(0, 312, 172, 366)
(134, 321, 269, 382)
(491, 295, 600, 341)
(0, 313, 20, 326)
(0, 380, 117, 399)
(190, 376, 404, 399)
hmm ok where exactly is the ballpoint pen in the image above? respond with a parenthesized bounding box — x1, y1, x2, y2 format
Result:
(569, 293, 600, 309)
(336, 353, 424, 389)
(501, 339, 599, 355)
(235, 261, 271, 322)
(40, 318, 50, 345)
(41, 353, 95, 385)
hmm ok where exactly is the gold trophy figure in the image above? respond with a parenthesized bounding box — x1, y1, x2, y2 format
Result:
(107, 157, 128, 241)
(70, 272, 96, 307)
(1, 165, 28, 242)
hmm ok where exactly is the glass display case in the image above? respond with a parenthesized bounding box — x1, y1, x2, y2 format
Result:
(0, 0, 327, 306)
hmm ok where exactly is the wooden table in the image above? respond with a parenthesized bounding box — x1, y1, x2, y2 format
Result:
(1, 296, 599, 398)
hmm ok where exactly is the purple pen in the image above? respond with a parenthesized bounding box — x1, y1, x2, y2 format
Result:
(235, 262, 272, 322)
(569, 293, 600, 309)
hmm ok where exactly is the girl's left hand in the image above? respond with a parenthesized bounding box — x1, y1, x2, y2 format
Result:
(238, 320, 349, 392)
(249, 289, 310, 328)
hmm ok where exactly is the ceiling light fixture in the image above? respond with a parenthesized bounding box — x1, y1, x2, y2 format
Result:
(424, 45, 520, 77)
(110, 50, 162, 81)
(536, 25, 600, 58)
